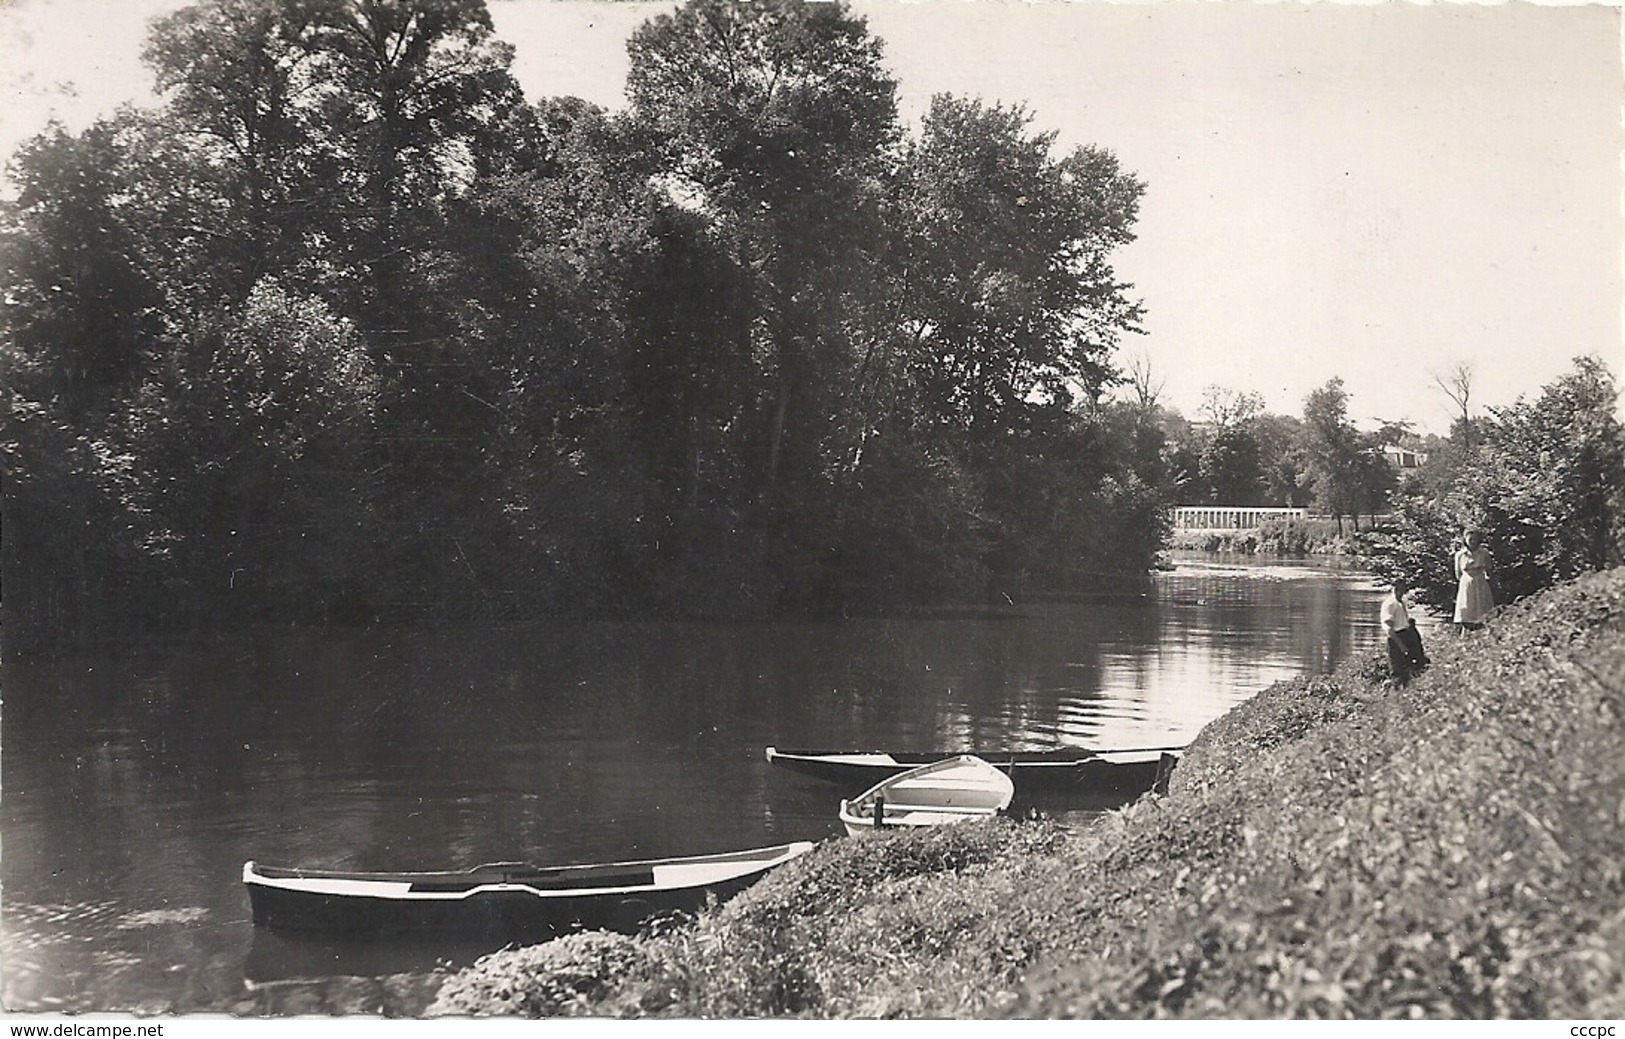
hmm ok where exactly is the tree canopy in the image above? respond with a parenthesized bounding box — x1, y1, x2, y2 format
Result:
(2, 0, 1155, 656)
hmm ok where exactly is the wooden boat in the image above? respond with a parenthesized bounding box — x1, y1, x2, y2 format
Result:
(243, 840, 814, 941)
(837, 755, 1015, 836)
(768, 744, 1182, 794)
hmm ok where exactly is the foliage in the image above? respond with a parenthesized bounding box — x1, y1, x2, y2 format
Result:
(430, 931, 650, 1017)
(139, 0, 326, 303)
(1300, 378, 1363, 529)
(1290, 378, 1397, 532)
(0, 342, 148, 656)
(887, 96, 1143, 438)
(1198, 423, 1265, 505)
(1154, 394, 1311, 510)
(627, 0, 899, 502)
(1, 121, 165, 423)
(1362, 356, 1625, 613)
(121, 278, 381, 620)
(4, 0, 1159, 654)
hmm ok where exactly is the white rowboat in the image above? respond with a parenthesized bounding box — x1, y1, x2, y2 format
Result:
(837, 755, 1015, 836)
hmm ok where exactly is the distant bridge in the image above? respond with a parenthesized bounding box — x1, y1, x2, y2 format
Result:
(1170, 506, 1308, 532)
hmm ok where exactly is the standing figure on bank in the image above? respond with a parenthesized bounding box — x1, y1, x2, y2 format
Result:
(1381, 577, 1429, 687)
(1454, 527, 1495, 631)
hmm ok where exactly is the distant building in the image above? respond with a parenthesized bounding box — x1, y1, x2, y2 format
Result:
(1380, 445, 1428, 470)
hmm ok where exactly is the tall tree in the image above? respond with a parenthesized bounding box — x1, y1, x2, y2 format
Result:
(1194, 385, 1265, 504)
(874, 95, 1145, 590)
(626, 0, 900, 499)
(1199, 425, 1265, 506)
(140, 0, 328, 301)
(1253, 412, 1309, 507)
(298, 0, 523, 331)
(1, 121, 165, 423)
(1301, 377, 1363, 532)
(889, 95, 1143, 442)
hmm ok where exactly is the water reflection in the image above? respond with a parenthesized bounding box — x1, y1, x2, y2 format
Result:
(2, 555, 1384, 1012)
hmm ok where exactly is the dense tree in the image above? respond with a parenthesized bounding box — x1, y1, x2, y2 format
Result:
(853, 95, 1146, 594)
(0, 332, 146, 658)
(1301, 378, 1365, 531)
(3, 0, 1162, 653)
(627, 0, 898, 500)
(887, 96, 1143, 440)
(1, 122, 165, 423)
(140, 0, 327, 301)
(1188, 388, 1265, 505)
(303, 0, 521, 236)
(120, 279, 381, 619)
(1157, 406, 1208, 503)
(1253, 412, 1309, 507)
(1462, 356, 1625, 593)
(1198, 424, 1265, 506)
(1364, 356, 1625, 613)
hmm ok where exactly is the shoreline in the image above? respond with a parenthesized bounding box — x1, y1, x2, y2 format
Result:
(1166, 520, 1358, 557)
(416, 566, 1625, 1019)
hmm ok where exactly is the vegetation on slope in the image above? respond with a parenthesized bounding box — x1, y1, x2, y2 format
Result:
(429, 567, 1625, 1018)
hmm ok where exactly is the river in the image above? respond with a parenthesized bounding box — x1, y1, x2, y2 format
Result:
(1, 554, 1391, 1013)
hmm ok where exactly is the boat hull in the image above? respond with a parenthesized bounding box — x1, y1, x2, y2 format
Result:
(838, 755, 1015, 836)
(244, 841, 814, 941)
(768, 746, 1180, 795)
(837, 803, 1002, 837)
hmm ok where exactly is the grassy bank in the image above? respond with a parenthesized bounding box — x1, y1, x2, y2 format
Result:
(428, 568, 1625, 1019)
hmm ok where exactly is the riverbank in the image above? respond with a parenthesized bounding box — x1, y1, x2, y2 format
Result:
(425, 566, 1625, 1019)
(1167, 517, 1355, 556)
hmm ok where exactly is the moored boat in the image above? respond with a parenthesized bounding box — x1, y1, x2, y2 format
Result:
(837, 755, 1015, 836)
(768, 744, 1182, 794)
(243, 840, 814, 941)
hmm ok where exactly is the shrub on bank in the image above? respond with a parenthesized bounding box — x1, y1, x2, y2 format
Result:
(1360, 356, 1625, 615)
(429, 568, 1625, 1019)
(427, 931, 648, 1017)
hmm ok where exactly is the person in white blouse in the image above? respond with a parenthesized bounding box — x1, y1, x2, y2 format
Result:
(1381, 577, 1429, 687)
(1453, 528, 1495, 631)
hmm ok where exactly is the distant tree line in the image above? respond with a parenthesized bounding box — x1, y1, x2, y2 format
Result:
(2, 0, 1163, 657)
(1117, 374, 1400, 534)
(1124, 355, 1625, 599)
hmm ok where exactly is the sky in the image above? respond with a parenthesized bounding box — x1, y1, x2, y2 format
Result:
(2, 0, 1621, 434)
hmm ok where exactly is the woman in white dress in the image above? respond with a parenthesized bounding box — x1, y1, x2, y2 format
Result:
(1453, 528, 1494, 631)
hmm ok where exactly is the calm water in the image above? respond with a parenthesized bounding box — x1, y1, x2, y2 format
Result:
(2, 555, 1388, 1013)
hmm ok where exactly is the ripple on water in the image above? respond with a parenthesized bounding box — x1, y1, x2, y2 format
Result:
(8, 899, 123, 930)
(117, 907, 210, 930)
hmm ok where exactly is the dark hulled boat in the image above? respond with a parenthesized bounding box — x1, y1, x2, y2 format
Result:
(766, 745, 1181, 795)
(243, 840, 814, 941)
